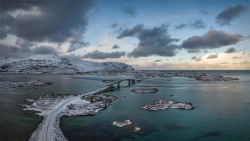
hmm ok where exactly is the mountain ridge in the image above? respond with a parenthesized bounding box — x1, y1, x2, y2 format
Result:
(0, 54, 134, 74)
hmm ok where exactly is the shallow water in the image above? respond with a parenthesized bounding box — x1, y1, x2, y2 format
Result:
(0, 71, 250, 141)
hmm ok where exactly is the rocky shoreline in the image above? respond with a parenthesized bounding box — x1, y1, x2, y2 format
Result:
(112, 120, 133, 127)
(16, 88, 117, 141)
(131, 88, 159, 93)
(112, 120, 142, 132)
(0, 80, 53, 89)
(141, 98, 195, 111)
(64, 94, 117, 116)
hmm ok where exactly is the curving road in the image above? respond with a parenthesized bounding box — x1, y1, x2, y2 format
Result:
(33, 86, 108, 141)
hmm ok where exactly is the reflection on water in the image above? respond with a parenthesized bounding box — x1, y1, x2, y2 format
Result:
(0, 71, 250, 141)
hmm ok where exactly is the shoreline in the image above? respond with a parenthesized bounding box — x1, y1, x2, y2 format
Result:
(21, 86, 110, 141)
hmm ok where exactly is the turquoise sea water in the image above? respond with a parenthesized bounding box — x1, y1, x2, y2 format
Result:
(0, 70, 250, 141)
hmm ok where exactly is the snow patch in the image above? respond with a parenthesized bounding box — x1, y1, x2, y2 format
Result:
(141, 98, 195, 111)
(112, 120, 133, 127)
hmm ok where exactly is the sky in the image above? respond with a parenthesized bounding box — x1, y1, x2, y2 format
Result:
(0, 0, 250, 70)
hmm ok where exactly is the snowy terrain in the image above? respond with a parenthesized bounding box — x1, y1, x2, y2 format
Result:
(0, 57, 21, 65)
(112, 120, 133, 127)
(112, 120, 142, 132)
(18, 86, 117, 141)
(0, 80, 53, 89)
(141, 98, 195, 110)
(131, 88, 159, 93)
(0, 54, 134, 74)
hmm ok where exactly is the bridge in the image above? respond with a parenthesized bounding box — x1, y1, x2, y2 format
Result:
(107, 79, 141, 89)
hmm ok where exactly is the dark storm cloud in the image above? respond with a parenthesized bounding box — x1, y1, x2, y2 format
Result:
(154, 59, 162, 62)
(1, 0, 97, 52)
(82, 50, 126, 59)
(206, 54, 218, 59)
(32, 46, 58, 55)
(1, 0, 42, 12)
(225, 47, 237, 53)
(121, 6, 137, 17)
(112, 45, 120, 49)
(15, 39, 34, 52)
(0, 43, 30, 58)
(0, 42, 58, 58)
(0, 13, 14, 39)
(117, 24, 180, 57)
(174, 19, 206, 30)
(216, 5, 248, 26)
(181, 30, 242, 53)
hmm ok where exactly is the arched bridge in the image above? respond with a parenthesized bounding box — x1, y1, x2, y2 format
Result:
(107, 79, 141, 89)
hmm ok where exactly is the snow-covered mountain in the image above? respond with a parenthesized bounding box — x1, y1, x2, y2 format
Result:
(0, 54, 134, 74)
(0, 57, 20, 66)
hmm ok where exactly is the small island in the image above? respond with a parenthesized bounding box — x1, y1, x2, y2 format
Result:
(194, 74, 240, 81)
(112, 120, 133, 127)
(64, 94, 117, 116)
(141, 98, 194, 111)
(112, 120, 142, 132)
(131, 88, 159, 93)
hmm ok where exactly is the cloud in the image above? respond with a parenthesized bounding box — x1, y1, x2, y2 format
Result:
(121, 6, 137, 17)
(1, 0, 97, 52)
(117, 24, 144, 38)
(82, 50, 126, 59)
(181, 30, 242, 53)
(15, 39, 34, 52)
(0, 43, 31, 58)
(110, 23, 119, 29)
(174, 24, 187, 30)
(174, 19, 206, 30)
(189, 19, 206, 29)
(216, 5, 248, 26)
(206, 54, 218, 59)
(191, 56, 202, 61)
(117, 24, 180, 57)
(112, 45, 120, 49)
(154, 59, 162, 62)
(232, 56, 241, 59)
(67, 40, 89, 52)
(246, 34, 250, 39)
(225, 47, 237, 53)
(0, 13, 14, 39)
(32, 46, 58, 55)
(199, 9, 209, 15)
(98, 44, 105, 47)
(132, 51, 250, 70)
(191, 56, 198, 60)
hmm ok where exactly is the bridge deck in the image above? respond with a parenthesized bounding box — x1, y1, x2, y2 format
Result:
(107, 79, 141, 87)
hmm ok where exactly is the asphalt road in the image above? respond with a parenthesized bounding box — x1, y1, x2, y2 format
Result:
(36, 86, 108, 141)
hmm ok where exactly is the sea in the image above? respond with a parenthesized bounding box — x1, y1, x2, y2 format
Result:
(0, 70, 249, 141)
